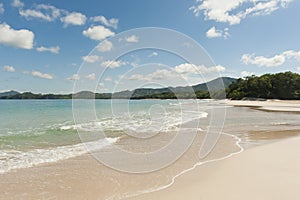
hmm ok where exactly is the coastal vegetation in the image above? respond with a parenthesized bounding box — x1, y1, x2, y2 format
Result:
(1, 72, 300, 100)
(227, 71, 300, 100)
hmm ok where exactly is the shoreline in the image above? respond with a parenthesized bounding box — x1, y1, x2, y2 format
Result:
(130, 134, 300, 200)
(127, 100, 300, 199)
(0, 130, 241, 199)
(120, 132, 244, 200)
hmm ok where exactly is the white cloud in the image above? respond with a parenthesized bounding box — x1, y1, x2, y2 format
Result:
(82, 55, 101, 63)
(19, 4, 61, 22)
(283, 50, 300, 61)
(104, 77, 112, 81)
(0, 23, 34, 49)
(241, 50, 300, 67)
(61, 12, 86, 26)
(148, 52, 158, 57)
(36, 46, 60, 54)
(241, 71, 254, 77)
(90, 16, 119, 29)
(31, 71, 53, 79)
(67, 74, 80, 81)
(98, 82, 108, 91)
(3, 65, 15, 72)
(11, 0, 24, 8)
(174, 63, 225, 74)
(0, 3, 4, 14)
(242, 54, 285, 67)
(297, 67, 300, 72)
(128, 74, 146, 81)
(190, 0, 293, 25)
(206, 26, 229, 38)
(125, 35, 139, 43)
(96, 40, 113, 52)
(20, 9, 52, 21)
(101, 60, 128, 68)
(128, 63, 225, 82)
(83, 25, 115, 41)
(85, 73, 96, 80)
(129, 69, 176, 81)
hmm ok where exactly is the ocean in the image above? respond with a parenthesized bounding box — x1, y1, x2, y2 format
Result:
(0, 99, 208, 174)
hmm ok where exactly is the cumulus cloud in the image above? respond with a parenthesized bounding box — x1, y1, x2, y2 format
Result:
(242, 50, 300, 67)
(0, 23, 34, 49)
(242, 54, 285, 67)
(128, 69, 176, 81)
(67, 74, 80, 81)
(174, 63, 226, 74)
(241, 71, 254, 77)
(101, 60, 128, 68)
(61, 12, 86, 26)
(104, 77, 112, 81)
(19, 4, 61, 22)
(3, 65, 15, 72)
(90, 15, 119, 29)
(206, 26, 229, 38)
(96, 40, 113, 52)
(82, 55, 101, 63)
(31, 71, 53, 79)
(83, 25, 115, 41)
(128, 63, 226, 82)
(85, 73, 96, 80)
(148, 52, 158, 57)
(0, 3, 4, 14)
(125, 35, 139, 43)
(283, 50, 300, 61)
(190, 0, 293, 25)
(36, 46, 60, 54)
(11, 0, 24, 8)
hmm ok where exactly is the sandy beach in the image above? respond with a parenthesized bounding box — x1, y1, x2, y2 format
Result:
(1, 100, 300, 199)
(227, 99, 300, 112)
(129, 134, 300, 200)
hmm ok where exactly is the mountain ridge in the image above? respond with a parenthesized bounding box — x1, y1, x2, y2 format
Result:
(0, 77, 236, 99)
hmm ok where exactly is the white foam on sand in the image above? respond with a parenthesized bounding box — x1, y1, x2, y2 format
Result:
(0, 138, 118, 174)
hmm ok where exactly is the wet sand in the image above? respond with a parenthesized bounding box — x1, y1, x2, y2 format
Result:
(0, 131, 240, 200)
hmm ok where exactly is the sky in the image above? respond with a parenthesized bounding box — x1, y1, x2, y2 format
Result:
(0, 0, 300, 93)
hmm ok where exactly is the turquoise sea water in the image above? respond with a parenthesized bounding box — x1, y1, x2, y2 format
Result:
(0, 99, 207, 173)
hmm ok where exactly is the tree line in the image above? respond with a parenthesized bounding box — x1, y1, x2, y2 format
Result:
(226, 71, 300, 100)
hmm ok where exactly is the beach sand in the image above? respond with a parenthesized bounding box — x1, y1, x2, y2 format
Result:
(0, 131, 240, 200)
(130, 134, 300, 200)
(227, 99, 300, 112)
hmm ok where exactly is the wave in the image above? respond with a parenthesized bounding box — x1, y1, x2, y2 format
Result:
(60, 110, 208, 134)
(0, 138, 118, 174)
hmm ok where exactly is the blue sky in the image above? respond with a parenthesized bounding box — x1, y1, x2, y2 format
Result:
(0, 0, 300, 93)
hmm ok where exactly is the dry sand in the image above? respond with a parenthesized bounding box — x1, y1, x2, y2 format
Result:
(227, 99, 300, 112)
